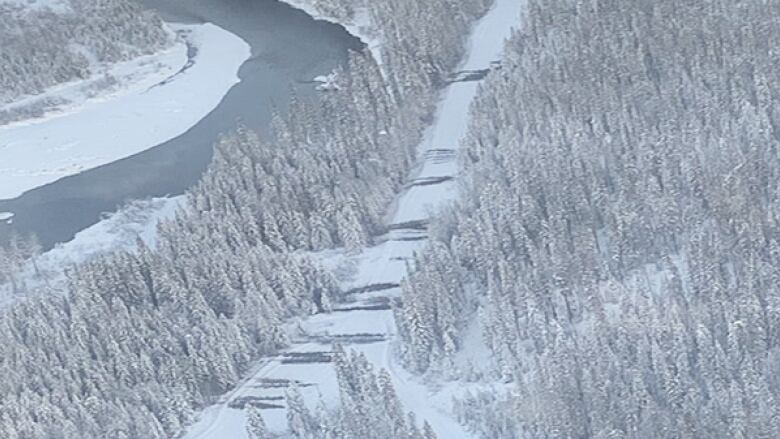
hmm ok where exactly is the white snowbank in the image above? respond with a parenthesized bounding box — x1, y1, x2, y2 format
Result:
(48, 196, 183, 258)
(0, 0, 70, 12)
(391, 0, 520, 226)
(0, 22, 251, 200)
(0, 212, 13, 223)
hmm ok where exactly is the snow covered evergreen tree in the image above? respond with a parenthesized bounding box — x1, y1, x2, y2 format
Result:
(0, 0, 497, 437)
(296, 347, 439, 439)
(247, 406, 271, 439)
(399, 0, 780, 437)
(0, 0, 171, 104)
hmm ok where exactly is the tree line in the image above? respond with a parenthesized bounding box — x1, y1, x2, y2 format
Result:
(0, 0, 171, 105)
(0, 0, 493, 437)
(397, 0, 780, 437)
(259, 346, 439, 439)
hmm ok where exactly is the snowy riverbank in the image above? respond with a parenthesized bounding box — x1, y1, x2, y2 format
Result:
(0, 196, 182, 307)
(0, 22, 250, 200)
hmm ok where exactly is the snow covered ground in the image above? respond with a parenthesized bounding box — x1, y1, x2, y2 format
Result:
(1, 27, 183, 124)
(0, 0, 70, 12)
(0, 22, 250, 200)
(42, 196, 182, 257)
(182, 0, 523, 437)
(0, 196, 182, 306)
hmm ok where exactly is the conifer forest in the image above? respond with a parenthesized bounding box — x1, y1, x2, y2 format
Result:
(1, 0, 778, 438)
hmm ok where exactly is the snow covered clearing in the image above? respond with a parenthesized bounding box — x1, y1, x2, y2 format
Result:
(0, 196, 182, 306)
(182, 0, 523, 437)
(0, 22, 250, 200)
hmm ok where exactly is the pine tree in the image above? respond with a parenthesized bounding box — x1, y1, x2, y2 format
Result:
(287, 384, 312, 439)
(247, 405, 270, 439)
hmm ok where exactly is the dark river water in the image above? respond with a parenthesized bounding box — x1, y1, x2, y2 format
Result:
(0, 0, 362, 249)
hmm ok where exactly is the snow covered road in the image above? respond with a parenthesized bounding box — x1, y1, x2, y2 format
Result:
(182, 0, 523, 436)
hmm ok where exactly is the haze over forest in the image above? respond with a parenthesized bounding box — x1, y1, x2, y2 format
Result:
(1, 0, 778, 438)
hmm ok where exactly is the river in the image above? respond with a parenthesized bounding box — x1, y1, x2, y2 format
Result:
(0, 0, 362, 250)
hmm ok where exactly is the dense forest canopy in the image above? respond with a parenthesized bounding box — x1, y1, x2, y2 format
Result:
(0, 0, 491, 437)
(5, 0, 778, 437)
(397, 0, 780, 437)
(0, 0, 171, 104)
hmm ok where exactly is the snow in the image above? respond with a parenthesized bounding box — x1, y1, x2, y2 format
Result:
(313, 71, 342, 91)
(0, 196, 182, 306)
(450, 303, 494, 378)
(314, 237, 421, 291)
(0, 212, 13, 223)
(47, 196, 182, 255)
(1, 0, 70, 12)
(0, 22, 250, 200)
(391, 1, 519, 226)
(1, 26, 183, 123)
(280, 0, 383, 64)
(182, 0, 523, 437)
